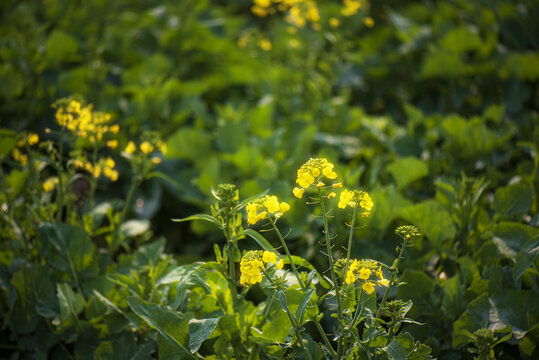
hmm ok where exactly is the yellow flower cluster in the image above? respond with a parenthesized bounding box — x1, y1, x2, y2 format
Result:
(246, 195, 290, 225)
(124, 139, 167, 164)
(12, 133, 40, 166)
(55, 100, 118, 144)
(251, 0, 320, 29)
(74, 157, 119, 181)
(240, 250, 284, 285)
(345, 260, 388, 293)
(337, 189, 373, 216)
(342, 0, 362, 17)
(293, 158, 339, 198)
(43, 177, 59, 192)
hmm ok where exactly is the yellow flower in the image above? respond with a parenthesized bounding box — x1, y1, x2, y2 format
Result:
(93, 164, 102, 178)
(345, 270, 356, 284)
(296, 158, 339, 190)
(240, 251, 266, 285)
(378, 278, 389, 287)
(360, 193, 373, 212)
(263, 196, 280, 213)
(293, 187, 305, 198)
(27, 134, 39, 145)
(316, 181, 325, 188)
(109, 125, 120, 134)
(246, 195, 289, 225)
(152, 157, 162, 165)
(259, 39, 272, 51)
(125, 141, 136, 155)
(364, 17, 375, 28)
(140, 141, 154, 154)
(359, 268, 371, 280)
(107, 140, 118, 149)
(329, 17, 341, 28)
(338, 189, 373, 215)
(262, 251, 277, 264)
(276, 259, 284, 270)
(105, 157, 115, 169)
(298, 172, 314, 188)
(332, 183, 342, 188)
(362, 282, 375, 294)
(43, 178, 57, 192)
(67, 100, 81, 114)
(328, 192, 336, 199)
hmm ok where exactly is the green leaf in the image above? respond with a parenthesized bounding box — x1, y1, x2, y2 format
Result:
(384, 338, 408, 360)
(57, 283, 85, 324)
(491, 222, 539, 261)
(46, 30, 79, 64)
(188, 317, 221, 353)
(295, 287, 314, 323)
(167, 128, 212, 162)
(277, 290, 289, 313)
(0, 128, 16, 158)
(513, 238, 539, 280)
(368, 185, 413, 231)
(241, 229, 276, 252)
(171, 214, 218, 225)
(399, 200, 456, 247)
(441, 274, 467, 321)
(387, 156, 429, 190)
(493, 182, 533, 218)
(127, 296, 197, 359)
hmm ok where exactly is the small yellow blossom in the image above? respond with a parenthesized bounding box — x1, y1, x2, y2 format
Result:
(27, 134, 39, 145)
(125, 141, 136, 155)
(107, 140, 118, 149)
(362, 282, 375, 294)
(262, 251, 277, 264)
(378, 278, 389, 287)
(259, 39, 272, 51)
(359, 268, 371, 280)
(43, 177, 58, 192)
(276, 259, 284, 270)
(293, 187, 305, 198)
(246, 195, 290, 225)
(364, 17, 375, 28)
(151, 157, 162, 165)
(109, 124, 120, 134)
(140, 141, 154, 154)
(328, 192, 336, 199)
(316, 181, 325, 188)
(329, 17, 341, 28)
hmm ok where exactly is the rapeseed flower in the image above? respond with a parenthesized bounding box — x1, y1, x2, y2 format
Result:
(240, 250, 282, 285)
(246, 195, 290, 225)
(338, 189, 373, 216)
(293, 158, 339, 198)
(345, 259, 388, 294)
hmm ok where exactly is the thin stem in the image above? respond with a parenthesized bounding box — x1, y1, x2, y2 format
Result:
(267, 216, 305, 290)
(88, 142, 98, 209)
(56, 128, 65, 222)
(342, 208, 357, 285)
(224, 212, 239, 306)
(374, 238, 408, 321)
(318, 188, 344, 357)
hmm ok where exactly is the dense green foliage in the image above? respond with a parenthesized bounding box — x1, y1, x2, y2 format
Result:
(1, 0, 538, 359)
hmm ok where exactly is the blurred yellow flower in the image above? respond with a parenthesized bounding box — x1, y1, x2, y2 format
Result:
(125, 141, 136, 155)
(27, 134, 39, 145)
(364, 17, 375, 27)
(140, 141, 154, 154)
(329, 17, 341, 28)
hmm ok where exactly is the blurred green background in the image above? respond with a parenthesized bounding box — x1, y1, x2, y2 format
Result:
(1, 0, 538, 357)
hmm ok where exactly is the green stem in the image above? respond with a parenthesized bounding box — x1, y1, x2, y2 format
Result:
(268, 213, 336, 358)
(261, 268, 313, 360)
(56, 128, 65, 222)
(318, 188, 344, 357)
(339, 208, 357, 356)
(374, 238, 408, 321)
(224, 212, 239, 307)
(88, 142, 98, 209)
(267, 216, 305, 290)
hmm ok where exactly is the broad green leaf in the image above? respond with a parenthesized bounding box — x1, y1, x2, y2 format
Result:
(441, 274, 466, 320)
(399, 200, 456, 247)
(57, 283, 85, 324)
(368, 185, 413, 231)
(387, 157, 428, 190)
(241, 229, 276, 252)
(188, 317, 221, 353)
(491, 222, 539, 261)
(171, 214, 218, 225)
(158, 262, 205, 286)
(384, 338, 408, 360)
(46, 30, 79, 64)
(127, 296, 197, 359)
(493, 182, 533, 218)
(513, 238, 539, 280)
(0, 128, 16, 157)
(167, 128, 212, 162)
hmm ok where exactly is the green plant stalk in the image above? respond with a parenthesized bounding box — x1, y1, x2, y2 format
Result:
(374, 237, 408, 321)
(318, 188, 344, 357)
(56, 128, 65, 222)
(261, 268, 313, 360)
(223, 211, 239, 308)
(87, 142, 99, 209)
(339, 207, 357, 356)
(0, 166, 30, 253)
(267, 215, 337, 358)
(267, 216, 304, 290)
